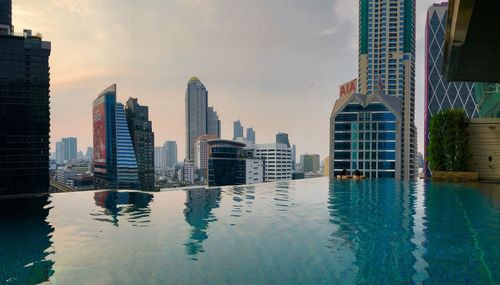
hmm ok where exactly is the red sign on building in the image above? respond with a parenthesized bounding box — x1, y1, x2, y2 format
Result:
(339, 79, 357, 97)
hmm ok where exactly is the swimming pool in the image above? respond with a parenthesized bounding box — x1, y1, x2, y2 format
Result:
(1, 178, 499, 284)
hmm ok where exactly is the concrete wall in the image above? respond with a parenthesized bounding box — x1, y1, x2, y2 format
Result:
(467, 118, 500, 181)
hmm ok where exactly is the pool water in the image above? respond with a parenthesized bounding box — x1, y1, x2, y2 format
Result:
(0, 178, 499, 284)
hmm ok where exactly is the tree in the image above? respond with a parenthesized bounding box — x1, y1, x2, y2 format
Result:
(427, 109, 470, 172)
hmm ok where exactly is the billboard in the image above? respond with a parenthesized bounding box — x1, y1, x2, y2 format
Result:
(339, 79, 357, 97)
(93, 96, 107, 173)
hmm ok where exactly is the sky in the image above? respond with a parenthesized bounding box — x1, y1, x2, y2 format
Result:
(13, 0, 437, 160)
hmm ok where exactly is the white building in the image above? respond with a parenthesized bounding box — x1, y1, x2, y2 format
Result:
(249, 143, 292, 182)
(246, 159, 264, 184)
(154, 146, 166, 169)
(178, 162, 195, 184)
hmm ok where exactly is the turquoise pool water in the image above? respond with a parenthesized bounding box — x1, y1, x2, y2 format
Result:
(1, 178, 499, 284)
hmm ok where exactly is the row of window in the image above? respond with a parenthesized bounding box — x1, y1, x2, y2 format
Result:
(334, 151, 396, 160)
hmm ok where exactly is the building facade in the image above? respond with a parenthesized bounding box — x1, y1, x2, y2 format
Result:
(424, 3, 479, 176)
(358, 0, 417, 179)
(207, 107, 221, 138)
(125, 98, 155, 190)
(165, 141, 178, 168)
(194, 134, 218, 181)
(250, 143, 292, 182)
(301, 154, 320, 173)
(233, 120, 244, 139)
(0, 1, 51, 195)
(93, 85, 139, 189)
(185, 77, 207, 161)
(56, 142, 64, 165)
(207, 140, 247, 186)
(276, 132, 290, 147)
(474, 83, 500, 118)
(154, 147, 166, 169)
(246, 128, 256, 144)
(329, 93, 402, 179)
(178, 161, 195, 184)
(61, 137, 77, 162)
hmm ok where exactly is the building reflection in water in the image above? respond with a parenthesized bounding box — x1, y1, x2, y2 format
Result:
(91, 191, 153, 227)
(0, 195, 55, 284)
(327, 179, 419, 284)
(274, 181, 293, 212)
(183, 188, 221, 259)
(227, 185, 255, 220)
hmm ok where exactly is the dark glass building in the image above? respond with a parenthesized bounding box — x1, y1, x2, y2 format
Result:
(207, 140, 246, 186)
(125, 98, 155, 191)
(276, 132, 290, 147)
(0, 0, 51, 196)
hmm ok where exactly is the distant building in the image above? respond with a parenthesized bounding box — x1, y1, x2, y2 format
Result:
(207, 107, 221, 138)
(233, 120, 244, 140)
(276, 132, 290, 147)
(56, 142, 64, 164)
(178, 161, 195, 184)
(301, 154, 320, 173)
(329, 93, 401, 179)
(185, 77, 208, 161)
(250, 143, 292, 182)
(61, 137, 77, 162)
(125, 98, 155, 191)
(246, 128, 256, 144)
(85, 147, 93, 161)
(208, 140, 246, 186)
(93, 85, 139, 189)
(77, 151, 84, 160)
(0, 1, 51, 195)
(323, 156, 329, 177)
(165, 141, 178, 168)
(292, 144, 297, 171)
(154, 147, 166, 169)
(194, 134, 218, 181)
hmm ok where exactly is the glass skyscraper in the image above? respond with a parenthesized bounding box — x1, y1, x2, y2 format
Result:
(185, 77, 208, 161)
(330, 93, 401, 178)
(233, 120, 243, 139)
(358, 0, 417, 179)
(207, 107, 221, 138)
(93, 85, 139, 189)
(0, 0, 51, 195)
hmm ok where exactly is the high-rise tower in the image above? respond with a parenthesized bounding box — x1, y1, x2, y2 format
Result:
(233, 120, 243, 140)
(207, 107, 221, 138)
(185, 77, 208, 161)
(0, 1, 51, 195)
(358, 0, 417, 179)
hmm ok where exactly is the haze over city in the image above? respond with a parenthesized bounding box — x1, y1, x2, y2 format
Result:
(14, 0, 436, 159)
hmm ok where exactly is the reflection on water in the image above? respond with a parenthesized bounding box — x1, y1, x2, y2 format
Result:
(327, 180, 418, 284)
(274, 181, 293, 211)
(0, 196, 54, 284)
(91, 191, 153, 227)
(227, 185, 255, 220)
(183, 188, 221, 258)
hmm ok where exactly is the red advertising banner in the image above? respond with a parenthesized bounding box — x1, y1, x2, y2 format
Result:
(339, 79, 357, 98)
(93, 97, 106, 173)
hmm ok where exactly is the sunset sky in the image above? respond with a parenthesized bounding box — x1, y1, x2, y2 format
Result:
(13, 0, 436, 160)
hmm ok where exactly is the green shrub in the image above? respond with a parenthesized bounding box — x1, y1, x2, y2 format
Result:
(427, 109, 470, 172)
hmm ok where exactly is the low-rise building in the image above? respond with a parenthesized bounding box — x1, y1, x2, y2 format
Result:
(249, 143, 292, 182)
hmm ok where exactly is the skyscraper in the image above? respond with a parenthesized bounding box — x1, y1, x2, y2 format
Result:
(185, 77, 208, 161)
(0, 0, 51, 195)
(93, 85, 139, 189)
(246, 128, 256, 144)
(85, 147, 93, 161)
(56, 142, 64, 165)
(154, 147, 166, 169)
(424, 3, 479, 176)
(301, 154, 320, 173)
(233, 120, 244, 139)
(358, 0, 417, 179)
(276, 132, 290, 147)
(165, 141, 178, 168)
(207, 107, 221, 138)
(126, 98, 155, 190)
(61, 137, 77, 162)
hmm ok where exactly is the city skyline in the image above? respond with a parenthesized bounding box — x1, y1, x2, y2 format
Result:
(14, 0, 438, 160)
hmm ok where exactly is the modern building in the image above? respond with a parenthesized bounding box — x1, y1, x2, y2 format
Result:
(154, 147, 166, 169)
(125, 98, 155, 191)
(250, 143, 292, 182)
(292, 144, 297, 171)
(301, 154, 320, 173)
(185, 77, 208, 161)
(474, 83, 500, 118)
(424, 3, 479, 176)
(233, 120, 244, 139)
(207, 140, 248, 186)
(61, 137, 77, 162)
(329, 93, 402, 179)
(323, 156, 330, 177)
(276, 132, 290, 147)
(165, 141, 178, 168)
(56, 142, 64, 165)
(207, 107, 221, 138)
(85, 147, 93, 161)
(178, 161, 195, 184)
(93, 85, 139, 189)
(0, 1, 51, 195)
(246, 128, 256, 144)
(358, 0, 418, 179)
(194, 134, 218, 181)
